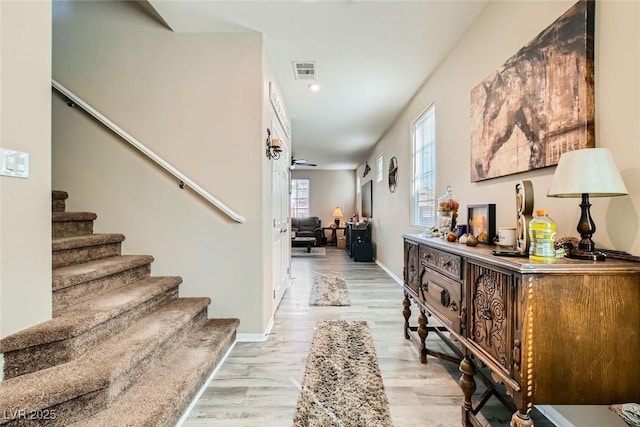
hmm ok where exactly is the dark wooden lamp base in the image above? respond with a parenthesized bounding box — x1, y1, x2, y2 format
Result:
(568, 248, 606, 261)
(568, 193, 606, 261)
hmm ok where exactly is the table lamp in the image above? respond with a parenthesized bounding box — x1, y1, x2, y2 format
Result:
(331, 207, 344, 227)
(547, 148, 628, 261)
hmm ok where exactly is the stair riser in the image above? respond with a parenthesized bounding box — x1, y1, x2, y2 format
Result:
(166, 328, 239, 427)
(53, 243, 122, 269)
(109, 310, 208, 401)
(53, 265, 151, 315)
(3, 287, 179, 379)
(52, 221, 93, 239)
(52, 199, 66, 213)
(51, 191, 68, 214)
(68, 319, 240, 427)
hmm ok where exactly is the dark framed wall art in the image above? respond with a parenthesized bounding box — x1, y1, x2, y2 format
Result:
(470, 0, 595, 182)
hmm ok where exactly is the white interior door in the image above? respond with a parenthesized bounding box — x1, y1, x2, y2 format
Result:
(271, 127, 291, 312)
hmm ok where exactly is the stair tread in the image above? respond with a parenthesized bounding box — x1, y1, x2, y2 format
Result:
(53, 233, 126, 251)
(0, 276, 183, 353)
(53, 255, 154, 291)
(52, 211, 97, 221)
(69, 318, 239, 427)
(52, 190, 69, 200)
(0, 298, 211, 412)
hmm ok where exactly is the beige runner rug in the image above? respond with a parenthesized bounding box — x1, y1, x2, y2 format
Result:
(308, 272, 351, 306)
(293, 320, 393, 427)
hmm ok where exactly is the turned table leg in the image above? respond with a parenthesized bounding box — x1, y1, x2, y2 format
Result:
(511, 409, 534, 427)
(418, 309, 428, 363)
(459, 356, 477, 427)
(402, 293, 411, 339)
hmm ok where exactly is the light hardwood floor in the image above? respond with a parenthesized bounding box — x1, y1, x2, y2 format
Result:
(183, 247, 554, 427)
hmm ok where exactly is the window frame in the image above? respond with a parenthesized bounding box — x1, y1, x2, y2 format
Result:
(376, 154, 384, 183)
(411, 104, 437, 229)
(290, 178, 310, 218)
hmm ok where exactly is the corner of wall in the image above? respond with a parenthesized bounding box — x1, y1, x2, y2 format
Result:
(1, 0, 53, 339)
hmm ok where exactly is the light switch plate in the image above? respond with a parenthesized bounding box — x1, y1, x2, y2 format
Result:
(0, 148, 30, 178)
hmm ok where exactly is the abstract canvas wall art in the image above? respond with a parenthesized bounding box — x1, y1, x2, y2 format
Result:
(470, 0, 595, 182)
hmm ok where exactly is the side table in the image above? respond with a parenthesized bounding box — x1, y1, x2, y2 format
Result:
(322, 227, 346, 246)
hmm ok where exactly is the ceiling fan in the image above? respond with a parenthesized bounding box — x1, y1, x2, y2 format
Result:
(291, 157, 317, 168)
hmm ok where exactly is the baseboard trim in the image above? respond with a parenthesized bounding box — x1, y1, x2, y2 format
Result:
(536, 405, 627, 427)
(236, 317, 275, 342)
(174, 339, 237, 427)
(536, 405, 572, 427)
(375, 259, 403, 287)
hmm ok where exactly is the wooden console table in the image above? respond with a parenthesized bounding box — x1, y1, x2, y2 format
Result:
(402, 234, 640, 427)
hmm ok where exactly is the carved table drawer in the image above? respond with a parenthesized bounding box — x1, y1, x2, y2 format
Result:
(421, 270, 463, 334)
(420, 245, 462, 280)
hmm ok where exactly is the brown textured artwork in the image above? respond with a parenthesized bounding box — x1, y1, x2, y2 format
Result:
(470, 0, 595, 182)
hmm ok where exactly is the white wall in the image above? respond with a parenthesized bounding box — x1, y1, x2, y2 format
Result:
(52, 1, 268, 334)
(0, 1, 52, 342)
(291, 169, 357, 229)
(371, 0, 640, 278)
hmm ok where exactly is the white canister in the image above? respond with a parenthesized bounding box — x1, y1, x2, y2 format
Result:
(497, 227, 516, 247)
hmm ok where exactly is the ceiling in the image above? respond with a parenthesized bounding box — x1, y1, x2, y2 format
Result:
(147, 0, 487, 170)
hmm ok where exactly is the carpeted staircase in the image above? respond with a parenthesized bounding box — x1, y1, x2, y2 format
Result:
(0, 191, 239, 426)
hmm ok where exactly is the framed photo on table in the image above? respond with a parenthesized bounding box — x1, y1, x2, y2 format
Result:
(467, 204, 496, 244)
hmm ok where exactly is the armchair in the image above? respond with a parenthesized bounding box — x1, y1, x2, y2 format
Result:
(291, 217, 322, 246)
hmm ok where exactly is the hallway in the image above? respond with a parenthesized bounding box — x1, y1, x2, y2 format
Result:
(183, 247, 552, 426)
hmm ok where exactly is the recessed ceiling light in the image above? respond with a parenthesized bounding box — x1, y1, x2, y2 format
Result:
(308, 83, 321, 92)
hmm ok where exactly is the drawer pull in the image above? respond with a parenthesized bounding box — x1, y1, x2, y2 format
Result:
(427, 280, 451, 308)
(450, 301, 458, 312)
(480, 308, 492, 320)
(440, 289, 451, 307)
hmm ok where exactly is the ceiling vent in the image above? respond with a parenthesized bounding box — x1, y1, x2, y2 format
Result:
(292, 61, 317, 80)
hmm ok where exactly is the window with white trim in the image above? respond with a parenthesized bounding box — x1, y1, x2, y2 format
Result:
(290, 179, 310, 218)
(376, 154, 383, 182)
(411, 105, 436, 228)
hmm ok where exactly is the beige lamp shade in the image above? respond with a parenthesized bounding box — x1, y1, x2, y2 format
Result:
(547, 148, 628, 198)
(332, 207, 344, 218)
